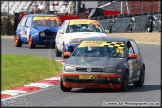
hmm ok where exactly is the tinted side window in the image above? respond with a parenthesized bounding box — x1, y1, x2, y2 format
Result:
(20, 17, 27, 26)
(25, 17, 32, 27)
(130, 41, 140, 54)
(127, 41, 135, 54)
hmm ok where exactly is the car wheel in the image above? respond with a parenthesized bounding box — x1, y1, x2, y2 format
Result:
(60, 77, 72, 92)
(120, 70, 129, 91)
(55, 46, 62, 57)
(28, 36, 36, 49)
(133, 67, 145, 87)
(14, 34, 22, 47)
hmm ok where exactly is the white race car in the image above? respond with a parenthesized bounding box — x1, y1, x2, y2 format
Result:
(55, 19, 108, 58)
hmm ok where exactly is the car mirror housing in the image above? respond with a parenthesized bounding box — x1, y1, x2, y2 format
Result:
(63, 52, 71, 58)
(59, 30, 64, 34)
(105, 30, 109, 33)
(129, 54, 137, 59)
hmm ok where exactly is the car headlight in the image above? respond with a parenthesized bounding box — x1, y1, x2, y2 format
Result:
(69, 38, 84, 44)
(40, 32, 45, 37)
(104, 67, 116, 73)
(64, 66, 76, 72)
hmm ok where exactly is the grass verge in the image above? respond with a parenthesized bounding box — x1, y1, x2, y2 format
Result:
(1, 54, 63, 91)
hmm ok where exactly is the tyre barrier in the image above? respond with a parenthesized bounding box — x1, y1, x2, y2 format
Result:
(89, 12, 161, 33)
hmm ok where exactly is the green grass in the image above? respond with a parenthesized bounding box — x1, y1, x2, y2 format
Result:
(1, 54, 63, 91)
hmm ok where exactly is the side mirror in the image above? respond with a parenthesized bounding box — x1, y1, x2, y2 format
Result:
(63, 52, 71, 58)
(129, 54, 137, 59)
(59, 30, 64, 34)
(105, 30, 109, 33)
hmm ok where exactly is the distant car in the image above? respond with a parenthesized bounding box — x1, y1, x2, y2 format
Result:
(14, 14, 62, 49)
(55, 19, 109, 58)
(60, 36, 145, 92)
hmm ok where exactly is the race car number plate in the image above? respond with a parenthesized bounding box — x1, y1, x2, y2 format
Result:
(79, 75, 98, 80)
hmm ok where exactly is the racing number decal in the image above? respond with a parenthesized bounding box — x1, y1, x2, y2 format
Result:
(21, 31, 25, 36)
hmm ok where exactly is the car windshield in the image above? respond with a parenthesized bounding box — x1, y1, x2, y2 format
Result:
(32, 16, 61, 27)
(66, 20, 105, 33)
(72, 41, 125, 58)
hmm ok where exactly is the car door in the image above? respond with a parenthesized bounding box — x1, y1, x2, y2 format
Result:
(130, 41, 142, 79)
(60, 21, 69, 51)
(24, 17, 32, 42)
(18, 16, 27, 42)
(126, 41, 138, 81)
(56, 21, 66, 50)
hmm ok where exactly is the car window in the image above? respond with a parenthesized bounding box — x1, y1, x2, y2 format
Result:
(25, 17, 32, 27)
(20, 17, 27, 26)
(127, 41, 135, 54)
(130, 41, 140, 54)
(66, 20, 105, 33)
(72, 41, 125, 58)
(32, 16, 60, 27)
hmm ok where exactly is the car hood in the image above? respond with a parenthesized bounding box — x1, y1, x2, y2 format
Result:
(33, 26, 59, 32)
(67, 32, 107, 39)
(66, 56, 124, 67)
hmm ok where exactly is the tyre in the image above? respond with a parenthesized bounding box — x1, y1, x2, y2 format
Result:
(120, 70, 129, 91)
(55, 46, 62, 57)
(14, 34, 22, 47)
(52, 42, 55, 49)
(133, 67, 145, 87)
(60, 77, 72, 92)
(28, 36, 36, 49)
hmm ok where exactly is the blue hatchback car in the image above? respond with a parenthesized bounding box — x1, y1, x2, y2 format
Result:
(14, 14, 62, 49)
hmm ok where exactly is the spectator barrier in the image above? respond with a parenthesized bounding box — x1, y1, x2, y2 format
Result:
(89, 12, 161, 33)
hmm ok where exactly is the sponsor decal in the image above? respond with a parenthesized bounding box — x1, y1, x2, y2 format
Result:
(128, 60, 133, 78)
(74, 57, 90, 67)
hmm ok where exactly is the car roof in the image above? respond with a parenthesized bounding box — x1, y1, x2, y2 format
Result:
(84, 36, 134, 42)
(24, 14, 58, 17)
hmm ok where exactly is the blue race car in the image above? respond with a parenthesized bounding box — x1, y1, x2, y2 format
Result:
(14, 14, 62, 49)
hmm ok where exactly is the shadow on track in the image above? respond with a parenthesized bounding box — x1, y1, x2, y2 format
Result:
(70, 85, 161, 93)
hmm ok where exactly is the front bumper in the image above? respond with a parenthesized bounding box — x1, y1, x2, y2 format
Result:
(62, 73, 122, 90)
(65, 44, 78, 52)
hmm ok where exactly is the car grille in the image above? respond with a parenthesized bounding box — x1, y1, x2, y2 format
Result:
(76, 67, 104, 72)
(39, 32, 57, 40)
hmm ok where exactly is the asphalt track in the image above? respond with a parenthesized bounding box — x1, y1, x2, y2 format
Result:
(1, 38, 161, 107)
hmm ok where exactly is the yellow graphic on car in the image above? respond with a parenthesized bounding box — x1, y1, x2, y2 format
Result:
(78, 41, 124, 49)
(69, 20, 100, 28)
(33, 17, 61, 24)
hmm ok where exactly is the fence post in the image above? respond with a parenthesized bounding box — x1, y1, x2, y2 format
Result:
(158, 0, 161, 12)
(141, 0, 144, 13)
(121, 0, 123, 14)
(8, 0, 9, 35)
